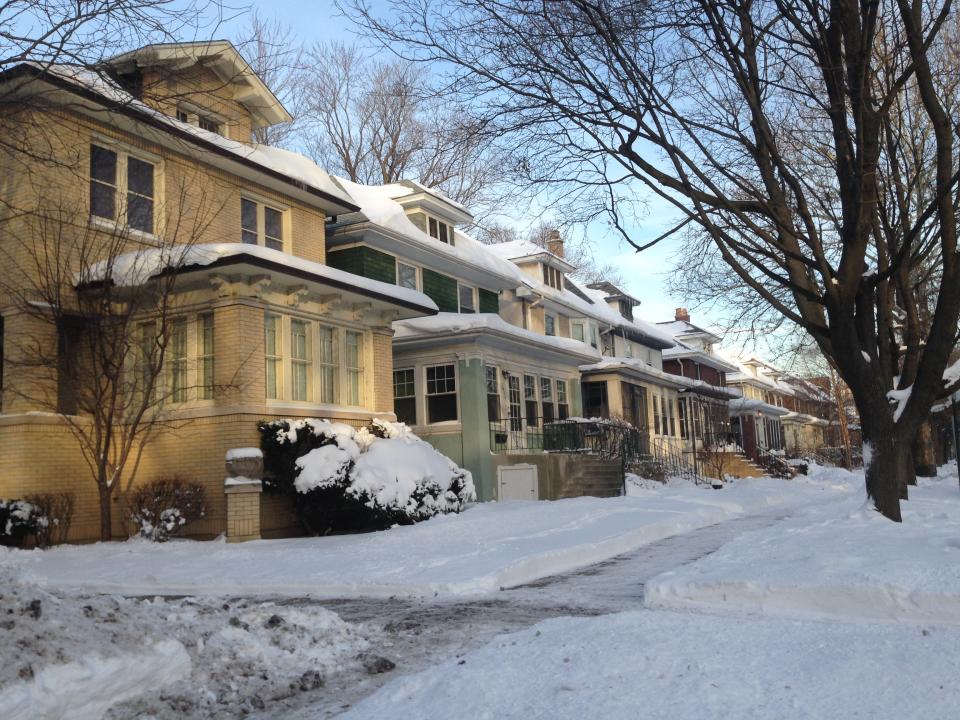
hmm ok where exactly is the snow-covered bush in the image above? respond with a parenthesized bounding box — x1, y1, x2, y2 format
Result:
(259, 418, 475, 534)
(129, 478, 207, 541)
(0, 499, 42, 547)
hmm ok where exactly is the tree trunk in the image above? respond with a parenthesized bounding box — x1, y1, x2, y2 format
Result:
(98, 480, 113, 541)
(864, 434, 907, 522)
(912, 420, 937, 478)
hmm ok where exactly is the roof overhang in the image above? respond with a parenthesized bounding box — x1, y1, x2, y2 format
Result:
(106, 41, 292, 129)
(510, 252, 577, 274)
(329, 222, 519, 291)
(729, 399, 791, 417)
(389, 188, 474, 225)
(393, 320, 601, 363)
(664, 348, 738, 373)
(0, 65, 358, 216)
(579, 361, 690, 390)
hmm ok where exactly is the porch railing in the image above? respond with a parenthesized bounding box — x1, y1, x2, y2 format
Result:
(488, 417, 649, 460)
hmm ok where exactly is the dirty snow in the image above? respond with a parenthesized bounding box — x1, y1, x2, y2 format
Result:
(339, 608, 960, 720)
(0, 561, 375, 719)
(645, 463, 960, 626)
(12, 473, 855, 599)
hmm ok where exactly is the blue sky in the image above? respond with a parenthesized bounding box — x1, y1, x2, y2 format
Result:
(223, 1, 712, 330)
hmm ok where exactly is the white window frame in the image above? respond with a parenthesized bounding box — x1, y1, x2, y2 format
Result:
(458, 283, 477, 313)
(345, 330, 364, 406)
(88, 137, 163, 241)
(425, 363, 458, 423)
(241, 194, 289, 252)
(264, 313, 282, 400)
(397, 260, 420, 291)
(426, 214, 454, 245)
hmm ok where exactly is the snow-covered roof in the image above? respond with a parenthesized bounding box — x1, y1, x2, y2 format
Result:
(3, 63, 357, 214)
(656, 319, 723, 345)
(720, 350, 795, 394)
(81, 243, 438, 316)
(331, 179, 525, 288)
(393, 313, 601, 361)
(379, 180, 473, 221)
(485, 240, 576, 272)
(579, 357, 741, 399)
(728, 398, 791, 417)
(662, 343, 739, 373)
(576, 283, 676, 349)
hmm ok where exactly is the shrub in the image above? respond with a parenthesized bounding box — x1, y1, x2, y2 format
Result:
(24, 492, 75, 547)
(259, 418, 475, 534)
(129, 478, 207, 541)
(0, 500, 41, 547)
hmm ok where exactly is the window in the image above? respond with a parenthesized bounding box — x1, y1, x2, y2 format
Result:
(459, 284, 476, 313)
(589, 325, 599, 349)
(571, 322, 585, 343)
(176, 109, 189, 123)
(653, 394, 662, 435)
(524, 374, 538, 427)
(318, 326, 337, 404)
(557, 379, 569, 420)
(241, 198, 284, 250)
(136, 321, 156, 400)
(198, 116, 220, 134)
(170, 318, 188, 403)
(345, 330, 363, 406)
(624, 338, 633, 358)
(428, 216, 453, 245)
(198, 313, 214, 399)
(582, 381, 608, 418)
(667, 397, 676, 436)
(57, 319, 83, 415)
(426, 364, 457, 422)
(290, 319, 310, 401)
(543, 264, 562, 290)
(90, 145, 117, 221)
(126, 156, 154, 234)
(508, 375, 522, 431)
(602, 332, 614, 356)
(89, 144, 155, 234)
(678, 397, 688, 439)
(545, 314, 556, 336)
(540, 377, 555, 423)
(264, 315, 280, 399)
(397, 262, 418, 290)
(486, 365, 500, 421)
(394, 368, 416, 424)
(241, 198, 258, 245)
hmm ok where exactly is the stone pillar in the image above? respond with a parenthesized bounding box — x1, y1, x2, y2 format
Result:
(224, 447, 263, 543)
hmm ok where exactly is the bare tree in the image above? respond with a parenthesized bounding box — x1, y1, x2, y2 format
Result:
(349, 0, 960, 521)
(234, 10, 304, 147)
(0, 177, 232, 540)
(299, 42, 501, 211)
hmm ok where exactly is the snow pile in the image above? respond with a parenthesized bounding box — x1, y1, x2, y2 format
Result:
(263, 418, 475, 530)
(16, 471, 855, 598)
(339, 608, 960, 719)
(0, 558, 374, 719)
(646, 464, 960, 626)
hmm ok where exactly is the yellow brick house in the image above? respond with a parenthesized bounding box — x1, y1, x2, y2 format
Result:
(0, 41, 436, 542)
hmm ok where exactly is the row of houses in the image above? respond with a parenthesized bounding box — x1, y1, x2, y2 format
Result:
(0, 41, 848, 541)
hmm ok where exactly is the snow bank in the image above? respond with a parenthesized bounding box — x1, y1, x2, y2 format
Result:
(339, 609, 960, 719)
(646, 464, 960, 626)
(1, 641, 190, 720)
(12, 473, 854, 598)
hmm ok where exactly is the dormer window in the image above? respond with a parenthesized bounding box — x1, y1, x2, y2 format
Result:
(428, 216, 453, 245)
(543, 264, 563, 290)
(176, 105, 223, 135)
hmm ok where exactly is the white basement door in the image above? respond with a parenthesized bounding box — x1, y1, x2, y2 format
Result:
(498, 464, 538, 501)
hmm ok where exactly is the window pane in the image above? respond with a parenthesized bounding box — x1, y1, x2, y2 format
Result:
(428, 394, 457, 423)
(545, 315, 555, 336)
(394, 368, 415, 398)
(199, 313, 214, 399)
(459, 285, 475, 313)
(556, 379, 567, 403)
(318, 326, 337, 404)
(572, 323, 584, 342)
(540, 377, 553, 401)
(127, 157, 154, 197)
(264, 206, 282, 249)
(264, 315, 279, 399)
(241, 198, 258, 244)
(199, 116, 220, 133)
(429, 217, 438, 238)
(439, 222, 449, 244)
(127, 194, 153, 233)
(395, 397, 417, 425)
(346, 331, 362, 406)
(397, 263, 417, 290)
(90, 182, 115, 220)
(170, 319, 188, 403)
(90, 145, 116, 183)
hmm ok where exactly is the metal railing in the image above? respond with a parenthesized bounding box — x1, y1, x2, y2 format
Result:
(754, 446, 794, 479)
(488, 417, 650, 459)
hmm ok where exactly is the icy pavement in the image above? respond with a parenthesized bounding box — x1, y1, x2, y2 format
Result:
(280, 511, 789, 718)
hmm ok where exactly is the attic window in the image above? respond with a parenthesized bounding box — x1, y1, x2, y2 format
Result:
(176, 106, 223, 135)
(543, 264, 563, 290)
(428, 216, 453, 245)
(619, 300, 634, 321)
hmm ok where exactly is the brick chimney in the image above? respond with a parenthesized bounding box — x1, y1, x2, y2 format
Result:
(546, 229, 565, 258)
(675, 307, 690, 322)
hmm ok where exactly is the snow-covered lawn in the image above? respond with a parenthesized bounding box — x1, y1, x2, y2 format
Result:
(646, 463, 960, 626)
(339, 608, 960, 719)
(10, 471, 854, 599)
